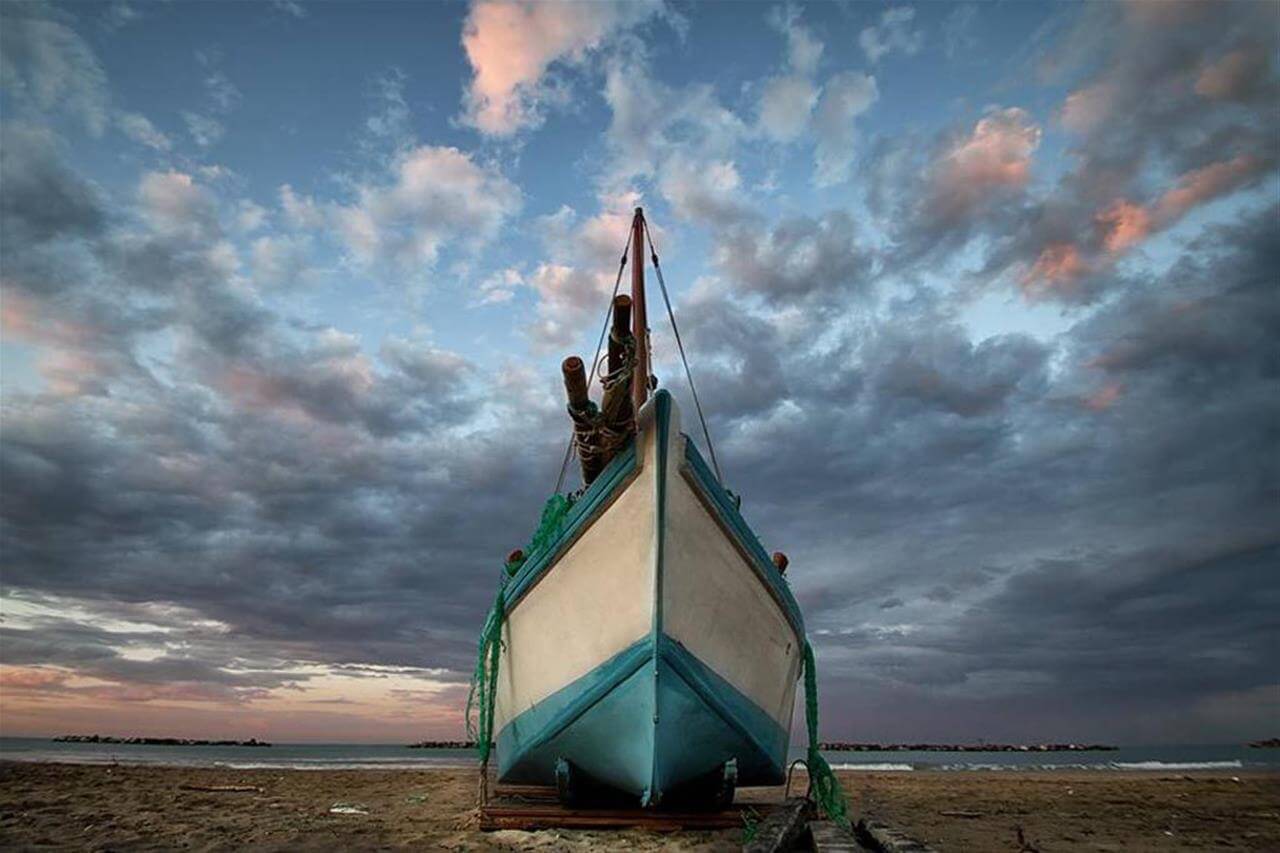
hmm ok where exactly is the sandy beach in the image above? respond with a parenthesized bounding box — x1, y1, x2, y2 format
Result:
(2, 762, 1277, 851)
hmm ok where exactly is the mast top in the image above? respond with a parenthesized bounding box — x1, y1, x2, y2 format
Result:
(630, 207, 649, 410)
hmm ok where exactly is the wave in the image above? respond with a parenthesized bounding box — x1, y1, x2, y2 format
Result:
(1112, 760, 1243, 771)
(830, 762, 914, 771)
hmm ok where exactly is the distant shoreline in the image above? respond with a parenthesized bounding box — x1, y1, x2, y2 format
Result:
(819, 742, 1117, 752)
(52, 735, 271, 748)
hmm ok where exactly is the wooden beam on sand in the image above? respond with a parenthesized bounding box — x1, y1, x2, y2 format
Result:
(742, 798, 810, 853)
(810, 819, 861, 852)
(479, 803, 754, 831)
(854, 818, 938, 852)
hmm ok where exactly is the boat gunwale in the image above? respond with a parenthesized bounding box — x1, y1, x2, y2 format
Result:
(677, 438, 806, 641)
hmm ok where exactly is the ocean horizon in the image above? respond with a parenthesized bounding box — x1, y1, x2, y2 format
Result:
(1, 737, 1274, 774)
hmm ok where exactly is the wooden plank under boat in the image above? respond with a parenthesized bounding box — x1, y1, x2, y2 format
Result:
(488, 206, 807, 806)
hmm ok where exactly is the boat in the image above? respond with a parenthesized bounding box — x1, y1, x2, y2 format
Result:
(469, 208, 831, 811)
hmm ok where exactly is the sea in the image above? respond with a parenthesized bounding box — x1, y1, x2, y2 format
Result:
(1, 738, 1275, 773)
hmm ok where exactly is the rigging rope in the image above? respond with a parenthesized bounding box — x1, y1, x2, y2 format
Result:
(642, 219, 723, 485)
(466, 493, 579, 780)
(803, 640, 850, 828)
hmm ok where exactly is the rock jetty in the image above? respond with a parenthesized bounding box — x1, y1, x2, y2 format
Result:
(1248, 738, 1280, 748)
(53, 735, 270, 747)
(818, 742, 1116, 752)
(407, 740, 475, 749)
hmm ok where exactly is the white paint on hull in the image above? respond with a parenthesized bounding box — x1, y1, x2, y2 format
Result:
(493, 412, 658, 733)
(662, 432, 802, 732)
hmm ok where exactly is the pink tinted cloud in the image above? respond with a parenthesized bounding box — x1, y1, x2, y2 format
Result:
(461, 0, 660, 135)
(1021, 242, 1087, 298)
(1153, 155, 1265, 224)
(0, 667, 70, 690)
(1060, 82, 1115, 134)
(930, 108, 1040, 220)
(1196, 45, 1270, 101)
(1083, 381, 1124, 412)
(1096, 199, 1153, 254)
(1091, 155, 1265, 259)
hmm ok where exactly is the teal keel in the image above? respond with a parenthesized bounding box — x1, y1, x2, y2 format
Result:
(496, 635, 788, 802)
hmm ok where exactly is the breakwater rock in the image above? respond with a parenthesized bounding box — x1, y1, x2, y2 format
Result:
(53, 735, 270, 747)
(818, 742, 1117, 752)
(407, 740, 475, 749)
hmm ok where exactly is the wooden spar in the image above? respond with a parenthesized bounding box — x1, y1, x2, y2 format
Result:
(600, 294, 635, 432)
(607, 294, 632, 374)
(630, 208, 649, 412)
(561, 356, 589, 411)
(562, 356, 603, 484)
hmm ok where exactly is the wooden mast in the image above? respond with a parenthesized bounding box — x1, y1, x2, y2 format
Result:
(630, 207, 649, 411)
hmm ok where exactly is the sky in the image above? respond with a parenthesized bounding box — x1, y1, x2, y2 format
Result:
(0, 0, 1276, 746)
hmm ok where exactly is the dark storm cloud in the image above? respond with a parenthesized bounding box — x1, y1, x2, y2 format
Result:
(0, 123, 104, 244)
(675, 200, 1277, 738)
(0, 120, 568, 697)
(1, 0, 1277, 742)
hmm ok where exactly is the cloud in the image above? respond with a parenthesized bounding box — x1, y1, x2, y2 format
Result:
(182, 110, 225, 147)
(754, 4, 825, 143)
(1195, 43, 1273, 102)
(603, 52, 746, 186)
(115, 111, 172, 151)
(859, 6, 923, 64)
(757, 73, 819, 142)
(931, 108, 1040, 218)
(459, 0, 663, 136)
(659, 155, 750, 224)
(101, 3, 143, 32)
(0, 8, 110, 135)
(768, 4, 823, 76)
(279, 184, 325, 229)
(269, 0, 308, 19)
(1094, 199, 1151, 254)
(713, 210, 870, 307)
(514, 193, 645, 349)
(138, 170, 219, 236)
(0, 122, 104, 245)
(811, 71, 878, 187)
(1151, 155, 1268, 224)
(477, 267, 522, 304)
(942, 4, 978, 59)
(331, 145, 521, 270)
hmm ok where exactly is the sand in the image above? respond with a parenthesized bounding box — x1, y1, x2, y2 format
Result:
(1, 762, 1277, 851)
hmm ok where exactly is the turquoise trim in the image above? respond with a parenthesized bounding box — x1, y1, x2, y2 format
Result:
(681, 439, 806, 638)
(497, 638, 653, 790)
(504, 442, 638, 609)
(655, 635, 788, 787)
(496, 634, 788, 796)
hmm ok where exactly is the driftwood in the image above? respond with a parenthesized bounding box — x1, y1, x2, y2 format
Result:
(938, 809, 983, 818)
